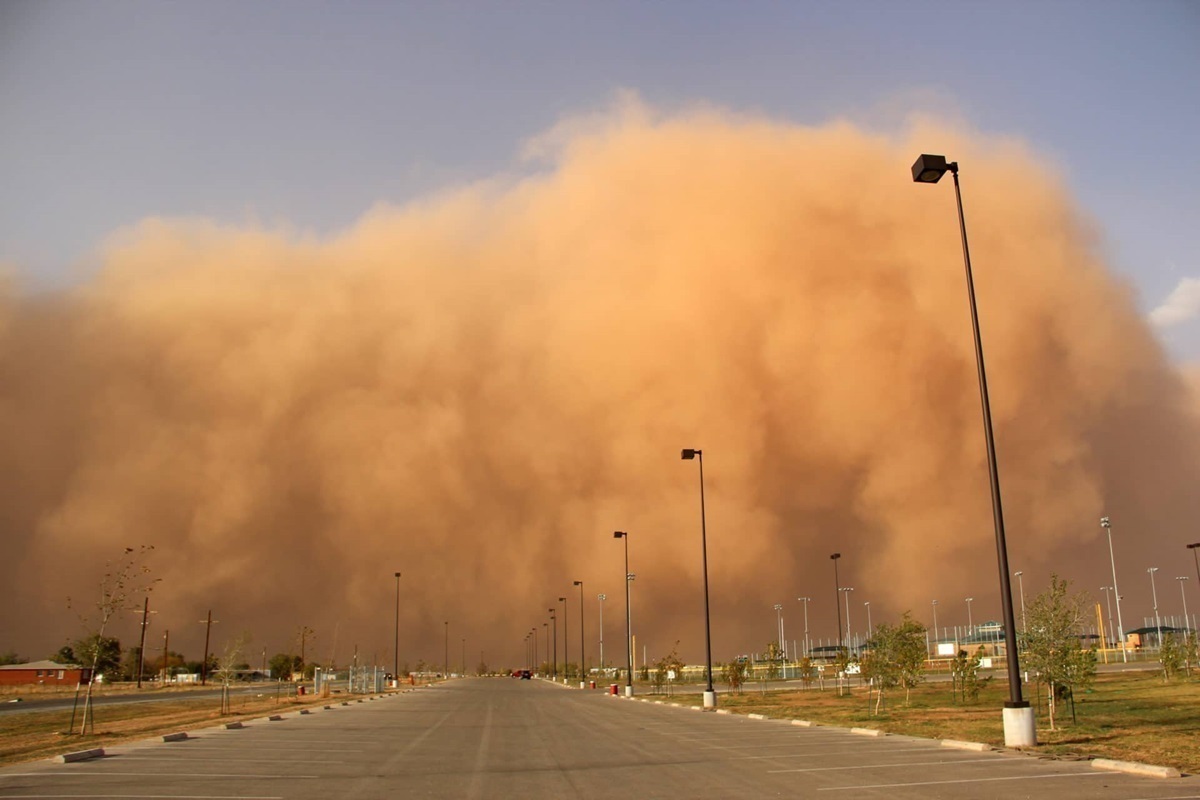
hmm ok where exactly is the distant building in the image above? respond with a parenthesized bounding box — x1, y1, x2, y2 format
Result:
(0, 660, 92, 687)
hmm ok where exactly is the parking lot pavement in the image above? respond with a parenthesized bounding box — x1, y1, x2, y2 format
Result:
(0, 680, 1196, 799)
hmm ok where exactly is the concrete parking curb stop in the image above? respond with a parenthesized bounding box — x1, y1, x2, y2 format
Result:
(57, 748, 104, 763)
(851, 727, 884, 737)
(942, 740, 991, 752)
(1092, 758, 1181, 779)
(161, 732, 188, 742)
(747, 713, 767, 720)
(223, 721, 244, 729)
(790, 720, 814, 727)
(268, 714, 284, 721)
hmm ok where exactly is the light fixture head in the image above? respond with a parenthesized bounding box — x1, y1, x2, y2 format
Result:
(614, 531, 626, 539)
(911, 153, 952, 183)
(830, 552, 841, 560)
(573, 580, 582, 586)
(1100, 516, 1110, 528)
(681, 448, 699, 460)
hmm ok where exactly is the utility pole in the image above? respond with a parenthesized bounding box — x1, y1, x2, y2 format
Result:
(136, 596, 150, 688)
(199, 610, 218, 686)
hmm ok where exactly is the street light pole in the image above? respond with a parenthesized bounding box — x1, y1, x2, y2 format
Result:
(574, 581, 586, 687)
(614, 531, 633, 696)
(559, 596, 568, 683)
(830, 554, 843, 655)
(549, 609, 557, 678)
(864, 601, 872, 637)
(681, 448, 716, 709)
(797, 597, 811, 658)
(965, 597, 975, 634)
(1148, 568, 1162, 648)
(1188, 544, 1200, 595)
(912, 154, 1032, 747)
(1101, 517, 1128, 662)
(443, 621, 449, 680)
(393, 572, 401, 685)
(598, 593, 606, 672)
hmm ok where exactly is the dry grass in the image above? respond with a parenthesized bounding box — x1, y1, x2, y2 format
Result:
(673, 671, 1200, 772)
(0, 685, 381, 765)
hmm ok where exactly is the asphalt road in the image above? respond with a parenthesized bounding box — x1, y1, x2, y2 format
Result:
(0, 684, 292, 716)
(1, 677, 1195, 799)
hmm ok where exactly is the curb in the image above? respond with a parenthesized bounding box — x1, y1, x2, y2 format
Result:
(57, 748, 104, 763)
(161, 733, 188, 742)
(748, 713, 767, 720)
(268, 715, 284, 721)
(1092, 759, 1181, 779)
(851, 727, 884, 737)
(942, 740, 990, 752)
(791, 720, 814, 727)
(223, 722, 244, 730)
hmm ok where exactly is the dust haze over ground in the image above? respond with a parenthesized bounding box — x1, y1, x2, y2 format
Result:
(2, 102, 1197, 671)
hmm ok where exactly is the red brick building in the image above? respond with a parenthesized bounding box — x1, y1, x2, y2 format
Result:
(0, 660, 92, 687)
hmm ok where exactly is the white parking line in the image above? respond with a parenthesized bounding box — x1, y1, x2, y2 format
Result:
(115, 756, 348, 764)
(768, 757, 1001, 773)
(734, 746, 953, 760)
(0, 772, 318, 780)
(819, 771, 1110, 790)
(0, 795, 283, 799)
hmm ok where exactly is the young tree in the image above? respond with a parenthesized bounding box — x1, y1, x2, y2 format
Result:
(68, 545, 159, 734)
(763, 642, 783, 680)
(950, 647, 986, 702)
(1019, 574, 1096, 731)
(797, 656, 817, 689)
(269, 652, 301, 680)
(722, 659, 748, 694)
(859, 612, 928, 714)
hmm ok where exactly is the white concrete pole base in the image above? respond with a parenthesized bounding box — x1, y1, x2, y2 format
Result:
(703, 690, 717, 709)
(579, 681, 586, 689)
(624, 685, 634, 697)
(1003, 705, 1037, 747)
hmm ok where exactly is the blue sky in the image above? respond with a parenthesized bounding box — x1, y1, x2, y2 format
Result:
(2, 0, 1197, 359)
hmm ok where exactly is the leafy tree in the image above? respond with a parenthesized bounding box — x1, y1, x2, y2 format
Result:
(1019, 574, 1096, 730)
(859, 613, 927, 714)
(1161, 633, 1187, 681)
(652, 643, 684, 694)
(270, 653, 301, 680)
(832, 647, 853, 695)
(950, 647, 986, 702)
(0, 651, 26, 666)
(797, 656, 817, 689)
(72, 635, 122, 678)
(52, 645, 76, 664)
(638, 663, 650, 682)
(722, 659, 748, 694)
(763, 642, 783, 680)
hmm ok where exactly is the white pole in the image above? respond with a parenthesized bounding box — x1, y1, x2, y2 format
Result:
(1148, 567, 1162, 648)
(1178, 578, 1190, 632)
(1102, 517, 1128, 662)
(597, 593, 606, 673)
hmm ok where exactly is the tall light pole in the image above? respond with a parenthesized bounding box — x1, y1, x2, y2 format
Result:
(864, 601, 872, 638)
(1100, 587, 1115, 647)
(461, 637, 466, 677)
(773, 604, 784, 652)
(1148, 568, 1162, 648)
(597, 593, 606, 672)
(841, 587, 855, 645)
(965, 597, 975, 634)
(559, 596, 569, 682)
(1101, 517, 1127, 662)
(912, 154, 1032, 747)
(614, 531, 633, 696)
(830, 554, 843, 655)
(797, 597, 811, 658)
(549, 609, 557, 678)
(393, 572, 401, 684)
(531, 626, 538, 674)
(1176, 577, 1190, 631)
(681, 448, 716, 709)
(574, 581, 586, 687)
(443, 621, 449, 679)
(1014, 571, 1027, 633)
(543, 622, 549, 671)
(931, 600, 939, 655)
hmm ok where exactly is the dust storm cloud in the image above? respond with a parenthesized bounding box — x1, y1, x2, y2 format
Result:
(2, 105, 1197, 668)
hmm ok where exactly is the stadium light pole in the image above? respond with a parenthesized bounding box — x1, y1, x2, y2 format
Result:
(1148, 568, 1162, 648)
(614, 531, 634, 696)
(681, 448, 716, 709)
(931, 599, 939, 655)
(1014, 571, 1027, 633)
(912, 154, 1032, 747)
(797, 597, 812, 658)
(1176, 577, 1190, 632)
(1101, 517, 1128, 662)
